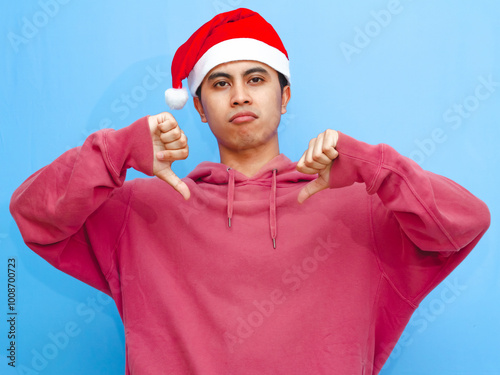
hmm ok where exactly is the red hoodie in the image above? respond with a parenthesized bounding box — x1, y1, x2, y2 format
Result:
(10, 116, 490, 374)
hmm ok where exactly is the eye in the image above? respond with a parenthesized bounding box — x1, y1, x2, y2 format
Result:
(249, 77, 264, 84)
(214, 81, 229, 88)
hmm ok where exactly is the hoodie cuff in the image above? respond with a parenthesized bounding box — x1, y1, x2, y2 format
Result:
(329, 131, 383, 191)
(103, 116, 154, 177)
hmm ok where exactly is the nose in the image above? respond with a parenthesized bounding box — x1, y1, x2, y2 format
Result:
(231, 81, 252, 106)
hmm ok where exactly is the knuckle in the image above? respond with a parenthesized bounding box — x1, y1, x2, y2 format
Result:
(322, 144, 333, 154)
(160, 133, 170, 143)
(312, 151, 322, 161)
(163, 118, 177, 131)
(166, 120, 177, 131)
(158, 122, 169, 132)
(170, 127, 181, 139)
(163, 111, 175, 121)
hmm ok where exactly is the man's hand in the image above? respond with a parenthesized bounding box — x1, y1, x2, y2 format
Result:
(149, 112, 190, 200)
(296, 129, 339, 204)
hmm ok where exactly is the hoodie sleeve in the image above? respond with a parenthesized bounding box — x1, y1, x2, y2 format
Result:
(9, 116, 154, 295)
(330, 132, 490, 304)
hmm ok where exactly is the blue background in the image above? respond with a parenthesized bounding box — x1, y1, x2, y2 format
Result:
(1, 0, 499, 374)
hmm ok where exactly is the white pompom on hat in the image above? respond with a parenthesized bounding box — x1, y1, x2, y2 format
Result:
(164, 87, 189, 110)
(165, 8, 290, 110)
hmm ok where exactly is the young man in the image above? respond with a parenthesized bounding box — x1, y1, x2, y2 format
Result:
(10, 8, 490, 375)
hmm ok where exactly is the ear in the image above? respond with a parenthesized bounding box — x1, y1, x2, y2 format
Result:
(281, 85, 291, 115)
(193, 96, 208, 123)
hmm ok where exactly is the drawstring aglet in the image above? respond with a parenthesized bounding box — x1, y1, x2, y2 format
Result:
(273, 238, 276, 249)
(227, 167, 234, 230)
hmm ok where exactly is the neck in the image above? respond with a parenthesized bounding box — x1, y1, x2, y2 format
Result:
(219, 140, 280, 177)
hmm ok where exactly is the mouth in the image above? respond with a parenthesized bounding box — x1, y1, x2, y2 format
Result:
(229, 111, 258, 124)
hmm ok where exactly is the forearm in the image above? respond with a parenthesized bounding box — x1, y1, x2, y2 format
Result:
(330, 132, 490, 252)
(9, 116, 153, 246)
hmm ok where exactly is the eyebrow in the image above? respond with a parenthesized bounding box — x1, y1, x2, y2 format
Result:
(244, 67, 270, 76)
(207, 66, 270, 82)
(207, 71, 232, 81)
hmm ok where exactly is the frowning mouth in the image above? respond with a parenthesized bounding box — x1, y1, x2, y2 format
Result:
(229, 111, 258, 124)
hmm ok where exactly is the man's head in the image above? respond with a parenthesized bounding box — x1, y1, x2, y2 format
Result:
(164, 8, 290, 110)
(192, 60, 290, 154)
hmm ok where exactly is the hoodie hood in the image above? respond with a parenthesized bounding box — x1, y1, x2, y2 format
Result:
(187, 154, 312, 185)
(186, 154, 316, 248)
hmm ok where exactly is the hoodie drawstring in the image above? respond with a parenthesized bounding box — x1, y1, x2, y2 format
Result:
(270, 168, 278, 249)
(227, 168, 235, 228)
(226, 168, 278, 249)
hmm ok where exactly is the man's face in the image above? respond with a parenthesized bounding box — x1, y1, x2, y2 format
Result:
(193, 60, 290, 154)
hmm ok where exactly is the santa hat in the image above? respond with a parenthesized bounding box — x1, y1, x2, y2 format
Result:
(165, 8, 290, 110)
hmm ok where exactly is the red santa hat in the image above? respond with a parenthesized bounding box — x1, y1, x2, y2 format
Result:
(165, 8, 290, 110)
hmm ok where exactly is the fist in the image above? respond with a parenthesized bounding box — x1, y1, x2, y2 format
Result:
(148, 112, 190, 200)
(296, 129, 339, 203)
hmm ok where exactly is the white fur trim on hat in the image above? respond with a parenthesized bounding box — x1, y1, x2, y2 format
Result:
(165, 87, 189, 110)
(187, 38, 290, 97)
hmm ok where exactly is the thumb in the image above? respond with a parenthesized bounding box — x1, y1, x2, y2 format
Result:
(297, 165, 332, 204)
(297, 177, 329, 204)
(156, 165, 191, 200)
